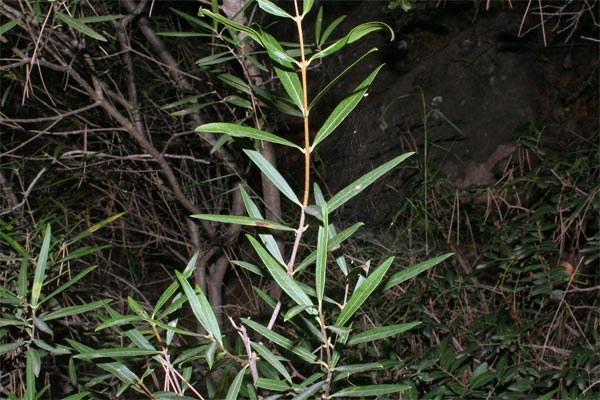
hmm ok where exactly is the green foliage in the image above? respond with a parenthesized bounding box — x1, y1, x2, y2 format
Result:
(0, 214, 122, 399)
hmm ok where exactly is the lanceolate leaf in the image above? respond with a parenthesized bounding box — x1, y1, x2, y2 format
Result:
(191, 214, 294, 231)
(195, 123, 301, 149)
(257, 0, 292, 19)
(31, 224, 51, 309)
(260, 32, 304, 112)
(251, 342, 292, 383)
(302, 0, 315, 16)
(175, 271, 222, 344)
(331, 384, 410, 398)
(244, 150, 301, 205)
(56, 13, 107, 41)
(336, 257, 394, 327)
(225, 365, 249, 400)
(247, 235, 316, 314)
(197, 8, 263, 44)
(0, 18, 21, 36)
(240, 185, 284, 264)
(74, 348, 159, 359)
(43, 300, 111, 321)
(384, 253, 453, 290)
(328, 153, 414, 213)
(243, 318, 319, 363)
(347, 322, 421, 346)
(316, 213, 328, 308)
(312, 65, 384, 150)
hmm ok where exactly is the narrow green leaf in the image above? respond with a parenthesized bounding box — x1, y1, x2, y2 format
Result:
(62, 392, 92, 400)
(74, 348, 159, 359)
(232, 261, 264, 276)
(242, 318, 317, 363)
(0, 18, 21, 35)
(247, 236, 315, 313)
(225, 365, 249, 400)
(0, 231, 31, 259)
(197, 8, 263, 44)
(331, 384, 410, 397)
(196, 124, 302, 150)
(0, 341, 24, 356)
(25, 349, 36, 400)
(31, 224, 51, 309)
(240, 185, 284, 264)
(191, 214, 294, 231)
(195, 51, 236, 67)
(39, 265, 97, 306)
(316, 221, 328, 308)
(348, 322, 421, 345)
(252, 342, 292, 383)
(181, 251, 200, 279)
(75, 15, 124, 24)
(327, 153, 414, 213)
(336, 257, 394, 327)
(32, 339, 71, 355)
(43, 300, 110, 321)
(97, 361, 139, 385)
(244, 150, 301, 205)
(128, 296, 148, 318)
(18, 259, 29, 297)
(95, 315, 141, 331)
(293, 380, 325, 400)
(171, 8, 213, 30)
(319, 15, 346, 45)
(260, 32, 304, 112)
(33, 317, 53, 335)
(384, 253, 453, 290)
(310, 48, 378, 110)
(175, 271, 222, 344)
(314, 6, 323, 44)
(255, 378, 289, 391)
(312, 65, 383, 150)
(67, 212, 125, 245)
(28, 347, 41, 377)
(217, 73, 252, 94)
(302, 0, 315, 16)
(56, 13, 107, 41)
(296, 222, 363, 273)
(257, 0, 292, 18)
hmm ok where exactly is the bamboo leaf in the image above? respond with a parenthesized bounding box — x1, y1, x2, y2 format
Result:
(240, 185, 284, 264)
(257, 0, 292, 18)
(251, 342, 292, 383)
(336, 257, 394, 327)
(293, 380, 325, 400)
(302, 0, 315, 16)
(312, 65, 384, 150)
(197, 8, 263, 44)
(225, 365, 249, 400)
(195, 122, 301, 149)
(260, 32, 304, 112)
(0, 18, 21, 35)
(0, 231, 30, 259)
(310, 48, 378, 110)
(68, 212, 125, 245)
(316, 214, 328, 308)
(40, 265, 97, 306)
(74, 348, 160, 359)
(384, 253, 453, 290)
(0, 341, 24, 356)
(43, 300, 110, 321)
(247, 236, 316, 314)
(56, 13, 107, 41)
(331, 384, 410, 397)
(175, 271, 222, 344)
(31, 224, 51, 309)
(191, 214, 294, 231)
(255, 378, 289, 391)
(347, 322, 421, 345)
(327, 153, 413, 213)
(244, 150, 301, 205)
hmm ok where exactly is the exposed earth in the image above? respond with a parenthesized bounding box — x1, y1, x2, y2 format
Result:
(293, 1, 599, 230)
